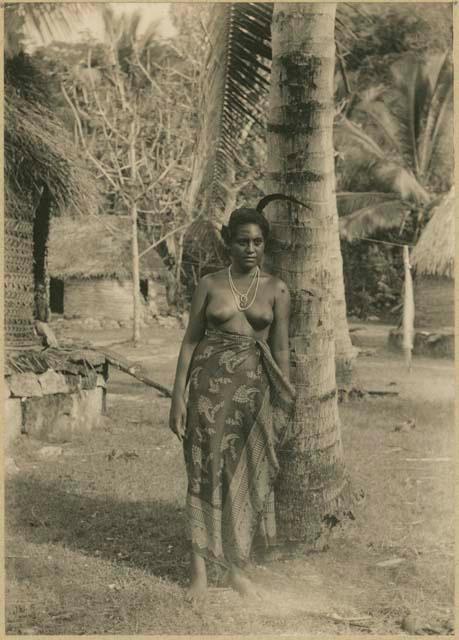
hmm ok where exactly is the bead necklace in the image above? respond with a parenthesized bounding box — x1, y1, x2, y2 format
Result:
(228, 265, 260, 311)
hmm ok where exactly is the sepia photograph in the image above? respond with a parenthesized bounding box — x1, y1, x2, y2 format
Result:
(3, 1, 455, 635)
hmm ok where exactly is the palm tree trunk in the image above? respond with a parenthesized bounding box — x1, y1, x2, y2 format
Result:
(331, 216, 356, 386)
(266, 3, 351, 544)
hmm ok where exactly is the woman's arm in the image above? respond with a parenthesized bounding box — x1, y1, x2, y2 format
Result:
(169, 276, 209, 440)
(268, 278, 291, 380)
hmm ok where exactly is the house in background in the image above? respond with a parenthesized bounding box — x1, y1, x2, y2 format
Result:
(48, 215, 168, 324)
(411, 188, 455, 332)
(388, 188, 455, 358)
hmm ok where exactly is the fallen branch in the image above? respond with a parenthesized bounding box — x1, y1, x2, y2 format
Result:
(338, 386, 399, 401)
(367, 389, 399, 397)
(97, 348, 172, 398)
(52, 338, 173, 398)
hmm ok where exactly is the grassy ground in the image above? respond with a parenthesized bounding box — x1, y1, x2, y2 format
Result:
(5, 322, 455, 635)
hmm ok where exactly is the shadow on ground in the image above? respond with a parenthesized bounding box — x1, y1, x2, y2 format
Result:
(7, 475, 190, 585)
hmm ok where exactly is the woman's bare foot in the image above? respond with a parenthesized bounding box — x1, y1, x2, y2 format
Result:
(185, 552, 207, 605)
(228, 565, 263, 599)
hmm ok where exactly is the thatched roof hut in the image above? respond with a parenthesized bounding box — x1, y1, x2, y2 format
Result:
(48, 216, 168, 321)
(411, 189, 455, 330)
(48, 216, 165, 280)
(4, 52, 99, 348)
(411, 189, 455, 279)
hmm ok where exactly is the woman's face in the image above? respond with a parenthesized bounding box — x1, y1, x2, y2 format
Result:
(229, 223, 265, 271)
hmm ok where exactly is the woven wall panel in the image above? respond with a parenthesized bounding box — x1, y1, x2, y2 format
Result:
(4, 215, 38, 347)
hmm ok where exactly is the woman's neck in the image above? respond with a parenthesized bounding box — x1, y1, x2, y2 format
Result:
(229, 263, 259, 277)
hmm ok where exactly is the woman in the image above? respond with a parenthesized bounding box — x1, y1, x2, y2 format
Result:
(169, 195, 299, 603)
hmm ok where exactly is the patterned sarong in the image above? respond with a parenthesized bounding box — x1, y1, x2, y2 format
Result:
(183, 328, 295, 567)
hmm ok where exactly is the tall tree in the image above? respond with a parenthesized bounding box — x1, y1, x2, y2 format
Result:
(186, 3, 352, 543)
(265, 3, 350, 542)
(186, 2, 355, 385)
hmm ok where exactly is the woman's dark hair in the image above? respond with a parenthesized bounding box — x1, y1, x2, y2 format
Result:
(220, 193, 309, 245)
(221, 208, 269, 245)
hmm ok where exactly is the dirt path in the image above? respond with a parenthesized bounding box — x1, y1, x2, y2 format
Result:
(5, 322, 455, 635)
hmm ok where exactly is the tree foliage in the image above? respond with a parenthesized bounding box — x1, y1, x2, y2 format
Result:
(4, 3, 95, 58)
(34, 7, 203, 263)
(336, 51, 453, 245)
(333, 7, 453, 320)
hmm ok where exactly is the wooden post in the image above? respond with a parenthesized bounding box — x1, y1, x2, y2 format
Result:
(402, 245, 414, 371)
(129, 118, 141, 346)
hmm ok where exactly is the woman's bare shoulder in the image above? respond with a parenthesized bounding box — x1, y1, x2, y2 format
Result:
(199, 269, 227, 288)
(262, 272, 289, 295)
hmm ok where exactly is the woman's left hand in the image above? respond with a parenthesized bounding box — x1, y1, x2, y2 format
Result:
(169, 394, 187, 441)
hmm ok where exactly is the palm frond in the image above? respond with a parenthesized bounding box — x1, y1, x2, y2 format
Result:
(339, 197, 411, 241)
(335, 116, 430, 205)
(335, 3, 374, 42)
(335, 116, 387, 160)
(336, 191, 400, 217)
(427, 103, 454, 190)
(419, 52, 453, 177)
(371, 162, 430, 205)
(353, 99, 402, 156)
(185, 3, 272, 220)
(389, 57, 432, 174)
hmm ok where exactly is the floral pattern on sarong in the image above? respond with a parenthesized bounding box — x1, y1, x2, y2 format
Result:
(183, 328, 295, 567)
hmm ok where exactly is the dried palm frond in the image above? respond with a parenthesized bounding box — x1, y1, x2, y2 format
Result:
(4, 53, 100, 216)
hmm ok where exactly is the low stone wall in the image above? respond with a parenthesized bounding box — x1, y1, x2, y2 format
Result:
(4, 349, 108, 449)
(5, 387, 104, 449)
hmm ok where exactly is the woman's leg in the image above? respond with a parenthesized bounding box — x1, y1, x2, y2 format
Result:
(185, 551, 207, 603)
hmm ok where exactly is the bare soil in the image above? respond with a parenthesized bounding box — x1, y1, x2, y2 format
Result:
(5, 321, 455, 635)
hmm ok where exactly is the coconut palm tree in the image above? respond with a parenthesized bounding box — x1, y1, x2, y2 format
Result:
(186, 2, 356, 387)
(266, 3, 351, 542)
(186, 3, 352, 543)
(336, 51, 453, 242)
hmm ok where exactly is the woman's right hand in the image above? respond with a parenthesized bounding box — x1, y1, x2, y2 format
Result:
(169, 394, 187, 441)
